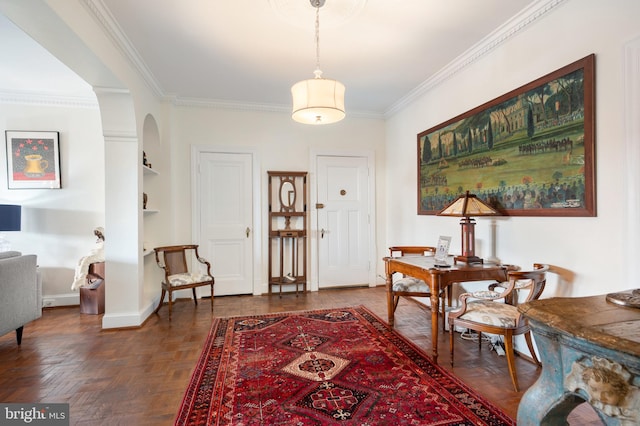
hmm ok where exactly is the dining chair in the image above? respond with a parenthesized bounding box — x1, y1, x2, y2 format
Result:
(448, 263, 549, 391)
(388, 246, 445, 325)
(153, 244, 214, 320)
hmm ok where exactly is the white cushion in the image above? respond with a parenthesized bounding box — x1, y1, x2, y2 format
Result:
(392, 277, 430, 293)
(457, 300, 519, 328)
(167, 272, 212, 287)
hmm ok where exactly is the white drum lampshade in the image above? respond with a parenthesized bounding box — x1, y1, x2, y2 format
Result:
(291, 76, 345, 125)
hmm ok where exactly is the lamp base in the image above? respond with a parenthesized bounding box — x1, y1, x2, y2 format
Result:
(454, 255, 484, 264)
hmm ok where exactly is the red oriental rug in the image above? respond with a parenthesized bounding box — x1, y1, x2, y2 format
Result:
(175, 306, 514, 425)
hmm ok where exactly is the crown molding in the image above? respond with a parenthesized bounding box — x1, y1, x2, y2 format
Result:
(90, 0, 553, 120)
(2, 0, 563, 120)
(167, 95, 291, 113)
(384, 0, 568, 118)
(167, 95, 383, 119)
(84, 0, 385, 120)
(0, 90, 98, 109)
(82, 0, 164, 98)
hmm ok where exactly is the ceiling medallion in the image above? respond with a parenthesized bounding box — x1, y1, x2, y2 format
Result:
(268, 0, 367, 30)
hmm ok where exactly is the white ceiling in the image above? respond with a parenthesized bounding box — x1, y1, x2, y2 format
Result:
(0, 13, 93, 98)
(2, 0, 539, 116)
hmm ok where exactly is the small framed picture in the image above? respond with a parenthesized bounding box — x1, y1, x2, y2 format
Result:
(5, 130, 61, 189)
(435, 236, 451, 264)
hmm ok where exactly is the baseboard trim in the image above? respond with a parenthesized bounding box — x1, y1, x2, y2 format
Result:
(42, 293, 79, 308)
(100, 297, 158, 329)
(101, 312, 144, 329)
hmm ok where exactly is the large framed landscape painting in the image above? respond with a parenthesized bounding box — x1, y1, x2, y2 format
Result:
(417, 54, 595, 216)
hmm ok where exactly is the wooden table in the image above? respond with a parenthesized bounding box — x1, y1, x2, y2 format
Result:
(384, 256, 510, 363)
(517, 294, 640, 425)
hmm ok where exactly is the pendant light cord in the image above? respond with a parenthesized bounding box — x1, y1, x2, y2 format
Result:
(314, 1, 322, 78)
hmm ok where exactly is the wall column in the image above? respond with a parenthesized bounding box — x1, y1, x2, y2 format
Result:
(94, 87, 144, 328)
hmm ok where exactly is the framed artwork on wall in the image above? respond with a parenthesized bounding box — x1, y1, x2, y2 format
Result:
(5, 130, 61, 189)
(417, 54, 595, 217)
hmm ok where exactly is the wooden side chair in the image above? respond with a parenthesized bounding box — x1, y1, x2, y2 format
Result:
(153, 244, 214, 320)
(448, 263, 549, 391)
(387, 246, 441, 325)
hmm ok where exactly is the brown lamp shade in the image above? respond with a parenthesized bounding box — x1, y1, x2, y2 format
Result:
(437, 191, 498, 217)
(437, 192, 498, 264)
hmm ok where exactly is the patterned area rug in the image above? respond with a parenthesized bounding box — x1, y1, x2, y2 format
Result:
(175, 306, 514, 425)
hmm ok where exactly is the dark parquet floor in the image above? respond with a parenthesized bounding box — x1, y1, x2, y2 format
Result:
(0, 286, 601, 425)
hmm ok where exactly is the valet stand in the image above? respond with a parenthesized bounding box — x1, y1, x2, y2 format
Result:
(268, 171, 308, 297)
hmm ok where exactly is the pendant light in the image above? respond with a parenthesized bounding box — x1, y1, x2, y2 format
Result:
(291, 0, 345, 125)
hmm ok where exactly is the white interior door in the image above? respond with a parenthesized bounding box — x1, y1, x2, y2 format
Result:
(316, 155, 371, 287)
(197, 152, 253, 296)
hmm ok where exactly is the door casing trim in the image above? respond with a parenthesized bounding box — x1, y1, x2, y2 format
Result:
(309, 149, 377, 292)
(191, 145, 262, 295)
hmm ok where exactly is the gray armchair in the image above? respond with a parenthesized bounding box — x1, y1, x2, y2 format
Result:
(0, 251, 40, 345)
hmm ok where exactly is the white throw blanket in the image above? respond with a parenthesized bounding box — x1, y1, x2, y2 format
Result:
(71, 228, 105, 290)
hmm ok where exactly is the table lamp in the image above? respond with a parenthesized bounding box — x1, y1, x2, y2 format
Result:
(0, 204, 22, 252)
(437, 191, 498, 264)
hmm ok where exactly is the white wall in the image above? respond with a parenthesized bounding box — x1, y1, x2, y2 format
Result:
(0, 1, 386, 324)
(5, 0, 639, 330)
(0, 0, 171, 327)
(0, 102, 105, 305)
(169, 107, 386, 290)
(385, 0, 640, 297)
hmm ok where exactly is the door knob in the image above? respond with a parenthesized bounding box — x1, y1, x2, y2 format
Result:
(321, 228, 325, 238)
(246, 227, 251, 238)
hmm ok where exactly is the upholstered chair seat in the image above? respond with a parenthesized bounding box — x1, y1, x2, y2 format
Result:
(168, 272, 213, 287)
(454, 298, 518, 328)
(448, 263, 549, 391)
(154, 244, 215, 320)
(386, 246, 438, 328)
(392, 277, 430, 293)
